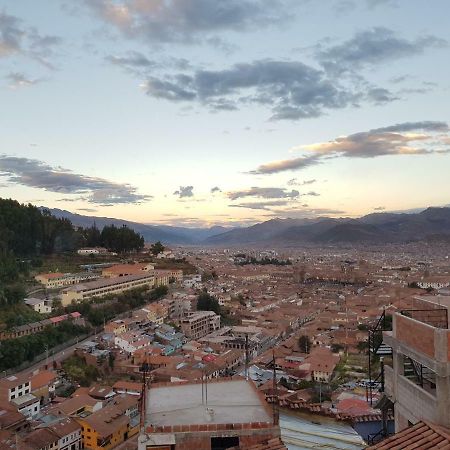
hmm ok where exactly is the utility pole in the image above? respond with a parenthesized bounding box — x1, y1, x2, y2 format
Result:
(245, 334, 249, 381)
(272, 349, 279, 426)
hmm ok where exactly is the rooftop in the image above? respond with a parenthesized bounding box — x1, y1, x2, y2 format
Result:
(146, 379, 272, 427)
(367, 420, 450, 449)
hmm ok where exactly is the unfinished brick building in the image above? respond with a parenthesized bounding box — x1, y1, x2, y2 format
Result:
(138, 378, 281, 450)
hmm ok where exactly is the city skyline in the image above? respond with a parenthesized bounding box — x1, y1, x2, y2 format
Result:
(1, 0, 450, 227)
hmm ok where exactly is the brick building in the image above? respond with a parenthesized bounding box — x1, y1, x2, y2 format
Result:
(138, 379, 281, 450)
(180, 311, 221, 340)
(383, 295, 450, 431)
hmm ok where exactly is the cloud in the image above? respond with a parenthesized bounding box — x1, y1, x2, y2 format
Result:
(85, 0, 289, 45)
(106, 51, 158, 72)
(229, 200, 289, 211)
(141, 58, 388, 120)
(6, 72, 42, 89)
(228, 187, 300, 200)
(305, 191, 320, 196)
(77, 208, 99, 213)
(250, 155, 321, 174)
(251, 121, 449, 176)
(267, 207, 347, 218)
(299, 121, 449, 158)
(211, 186, 221, 193)
(287, 178, 316, 186)
(173, 185, 194, 198)
(0, 155, 151, 205)
(0, 11, 61, 67)
(374, 206, 386, 211)
(317, 27, 446, 73)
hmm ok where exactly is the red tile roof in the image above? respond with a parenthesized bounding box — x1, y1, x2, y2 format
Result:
(368, 421, 450, 450)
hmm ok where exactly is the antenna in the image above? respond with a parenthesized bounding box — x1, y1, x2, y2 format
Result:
(272, 349, 279, 426)
(245, 334, 249, 381)
(140, 362, 149, 431)
(201, 369, 204, 405)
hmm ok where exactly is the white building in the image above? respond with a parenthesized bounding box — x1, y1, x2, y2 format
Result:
(47, 417, 82, 450)
(11, 393, 40, 418)
(61, 273, 155, 305)
(114, 333, 152, 354)
(25, 297, 52, 314)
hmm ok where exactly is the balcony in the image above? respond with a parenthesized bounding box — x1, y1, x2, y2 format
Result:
(396, 374, 439, 424)
(400, 308, 448, 329)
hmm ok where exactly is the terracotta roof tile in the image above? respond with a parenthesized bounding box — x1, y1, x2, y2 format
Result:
(368, 421, 450, 450)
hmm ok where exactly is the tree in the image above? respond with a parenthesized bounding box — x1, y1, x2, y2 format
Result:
(298, 335, 312, 354)
(150, 241, 165, 256)
(100, 225, 144, 253)
(331, 343, 344, 353)
(357, 341, 369, 353)
(197, 292, 220, 315)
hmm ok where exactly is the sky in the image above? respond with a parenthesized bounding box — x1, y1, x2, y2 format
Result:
(0, 0, 449, 228)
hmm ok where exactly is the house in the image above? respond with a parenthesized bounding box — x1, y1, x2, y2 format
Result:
(0, 374, 31, 402)
(0, 407, 29, 433)
(24, 298, 52, 314)
(142, 303, 168, 325)
(75, 394, 139, 450)
(77, 248, 109, 255)
(30, 371, 57, 404)
(22, 428, 59, 450)
(112, 381, 141, 397)
(138, 379, 280, 449)
(46, 417, 82, 450)
(10, 394, 41, 418)
(301, 347, 340, 382)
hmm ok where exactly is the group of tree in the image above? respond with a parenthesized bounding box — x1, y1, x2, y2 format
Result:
(197, 291, 221, 314)
(0, 198, 145, 258)
(79, 224, 144, 254)
(298, 335, 312, 353)
(0, 321, 90, 371)
(62, 355, 100, 387)
(0, 198, 145, 308)
(236, 256, 292, 266)
(63, 285, 168, 327)
(196, 291, 240, 326)
(150, 241, 165, 256)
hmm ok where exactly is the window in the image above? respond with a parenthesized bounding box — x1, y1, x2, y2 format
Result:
(211, 437, 239, 450)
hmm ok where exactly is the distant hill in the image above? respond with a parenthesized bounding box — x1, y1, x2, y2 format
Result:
(205, 207, 450, 246)
(44, 206, 450, 246)
(44, 208, 234, 245)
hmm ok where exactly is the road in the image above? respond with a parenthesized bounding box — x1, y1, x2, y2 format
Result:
(4, 330, 103, 380)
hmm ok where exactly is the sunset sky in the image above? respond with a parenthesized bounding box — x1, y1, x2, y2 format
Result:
(1, 0, 449, 227)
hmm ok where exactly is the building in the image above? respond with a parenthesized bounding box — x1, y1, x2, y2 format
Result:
(138, 379, 281, 450)
(61, 274, 155, 305)
(102, 263, 154, 278)
(180, 311, 221, 340)
(142, 303, 169, 325)
(22, 428, 59, 450)
(0, 312, 83, 340)
(0, 374, 31, 402)
(35, 273, 99, 289)
(75, 394, 139, 450)
(46, 417, 82, 450)
(367, 420, 450, 449)
(30, 371, 57, 404)
(10, 393, 41, 418)
(382, 295, 450, 431)
(24, 298, 53, 314)
(77, 248, 109, 255)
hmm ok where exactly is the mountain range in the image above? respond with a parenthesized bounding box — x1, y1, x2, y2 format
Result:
(46, 207, 450, 246)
